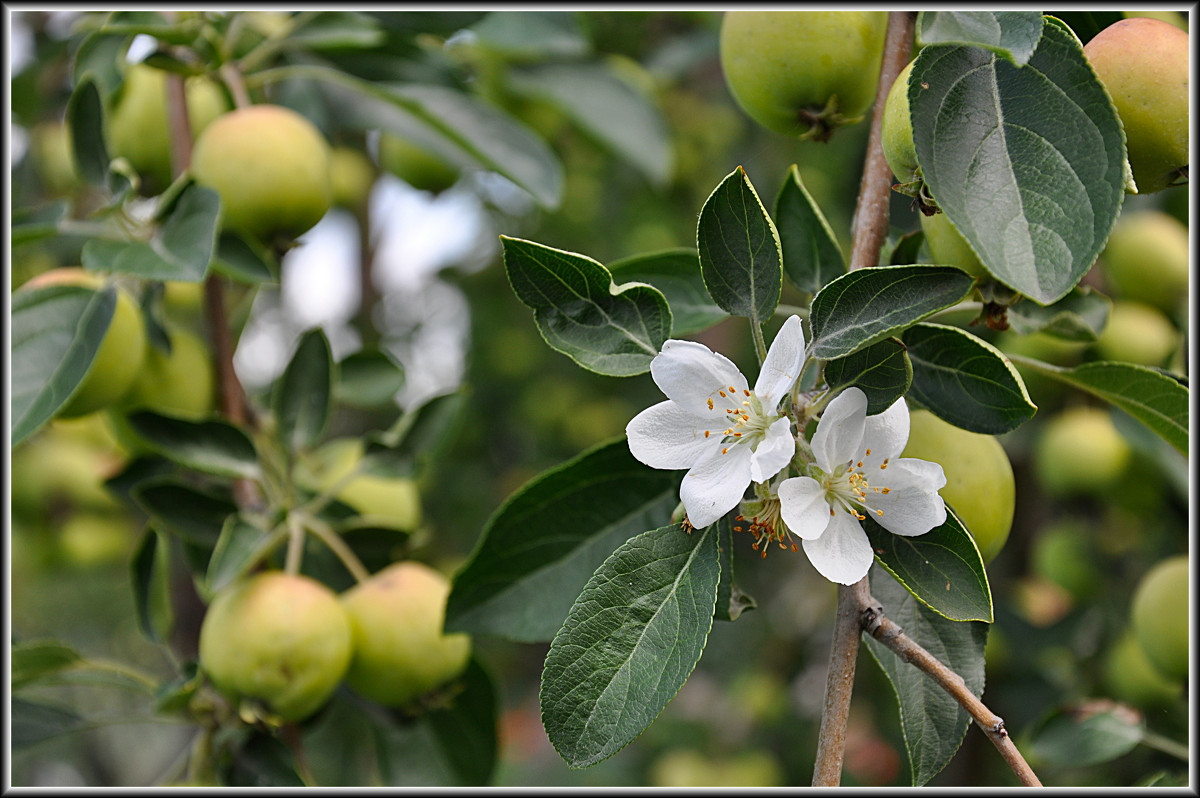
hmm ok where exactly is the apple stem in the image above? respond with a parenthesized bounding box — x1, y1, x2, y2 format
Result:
(302, 514, 372, 584)
(220, 63, 253, 109)
(284, 513, 306, 576)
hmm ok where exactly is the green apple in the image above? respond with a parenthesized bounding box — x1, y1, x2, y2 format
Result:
(920, 211, 988, 279)
(107, 63, 229, 194)
(1093, 300, 1179, 366)
(22, 268, 148, 419)
(297, 438, 422, 531)
(1031, 521, 1100, 599)
(29, 120, 82, 197)
(329, 145, 377, 210)
(1083, 18, 1189, 194)
(902, 409, 1014, 562)
(1130, 555, 1189, 681)
(199, 571, 352, 722)
(1104, 631, 1183, 707)
(882, 60, 918, 184)
(377, 131, 459, 194)
(191, 104, 333, 241)
(719, 11, 888, 140)
(339, 561, 472, 707)
(10, 427, 122, 515)
(58, 511, 133, 568)
(162, 280, 206, 319)
(119, 324, 216, 419)
(1099, 210, 1189, 312)
(1033, 406, 1131, 497)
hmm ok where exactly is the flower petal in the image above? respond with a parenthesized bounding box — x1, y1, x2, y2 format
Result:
(811, 387, 867, 472)
(679, 443, 753, 528)
(802, 509, 875, 585)
(864, 458, 947, 537)
(651, 339, 749, 415)
(749, 416, 795, 483)
(861, 397, 910, 469)
(754, 315, 805, 409)
(778, 476, 832, 540)
(626, 400, 715, 470)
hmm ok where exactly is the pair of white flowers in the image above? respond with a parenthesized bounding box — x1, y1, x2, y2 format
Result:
(626, 315, 947, 585)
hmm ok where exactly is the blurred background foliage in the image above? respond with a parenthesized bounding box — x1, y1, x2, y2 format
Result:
(9, 9, 1190, 787)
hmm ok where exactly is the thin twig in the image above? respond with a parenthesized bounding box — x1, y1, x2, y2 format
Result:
(165, 73, 192, 177)
(811, 577, 871, 786)
(856, 590, 1043, 787)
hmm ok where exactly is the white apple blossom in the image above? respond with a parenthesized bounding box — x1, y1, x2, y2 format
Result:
(626, 315, 806, 529)
(778, 387, 947, 585)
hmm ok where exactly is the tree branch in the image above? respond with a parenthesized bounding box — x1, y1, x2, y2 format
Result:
(811, 576, 871, 785)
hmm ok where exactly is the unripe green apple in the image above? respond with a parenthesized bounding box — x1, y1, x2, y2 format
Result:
(120, 324, 216, 420)
(882, 61, 918, 184)
(1093, 300, 1179, 366)
(902, 410, 1014, 562)
(10, 427, 122, 515)
(329, 146, 377, 210)
(297, 438, 422, 531)
(1130, 555, 1189, 681)
(1104, 631, 1183, 707)
(22, 268, 148, 419)
(339, 561, 472, 707)
(1099, 210, 1190, 311)
(107, 63, 229, 194)
(58, 511, 133, 568)
(377, 132, 459, 194)
(29, 120, 82, 197)
(1031, 521, 1100, 599)
(719, 11, 888, 140)
(1033, 406, 1131, 497)
(191, 104, 333, 241)
(1083, 18, 1189, 194)
(920, 211, 988, 279)
(199, 571, 352, 722)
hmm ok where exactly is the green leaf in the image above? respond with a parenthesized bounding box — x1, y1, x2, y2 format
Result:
(227, 731, 305, 787)
(774, 164, 845, 294)
(212, 232, 277, 283)
(425, 659, 499, 786)
(502, 236, 671, 377)
(273, 328, 335, 452)
(507, 61, 672, 187)
(81, 184, 220, 281)
(126, 412, 260, 479)
(910, 18, 1126, 305)
(72, 31, 128, 97)
(445, 438, 679, 642)
(902, 323, 1036, 434)
(808, 265, 974, 360)
(335, 349, 405, 407)
(1008, 357, 1189, 455)
(916, 11, 1044, 64)
(12, 641, 83, 689)
(131, 478, 238, 550)
(715, 515, 755, 622)
(1027, 705, 1144, 768)
(130, 527, 162, 642)
(362, 389, 467, 481)
(466, 10, 589, 60)
(1006, 287, 1111, 342)
(13, 201, 70, 247)
(12, 698, 85, 749)
(1046, 11, 1124, 45)
(697, 166, 782, 328)
(285, 11, 386, 49)
(206, 515, 283, 596)
(824, 338, 913, 416)
(65, 76, 108, 185)
(864, 507, 993, 623)
(607, 249, 727, 337)
(863, 568, 988, 786)
(12, 284, 115, 446)
(98, 11, 199, 45)
(540, 522, 720, 769)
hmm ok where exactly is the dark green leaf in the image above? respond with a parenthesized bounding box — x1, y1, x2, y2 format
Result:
(540, 522, 720, 768)
(72, 31, 128, 97)
(227, 731, 305, 787)
(808, 265, 974, 360)
(502, 236, 671, 377)
(864, 507, 993, 623)
(335, 349, 405, 407)
(1028, 705, 1144, 767)
(886, 230, 926, 266)
(273, 328, 335, 452)
(911, 18, 1126, 304)
(206, 516, 283, 596)
(13, 201, 69, 246)
(12, 284, 115, 446)
(364, 389, 468, 479)
(507, 61, 672, 187)
(715, 515, 755, 622)
(65, 76, 109, 185)
(902, 323, 1036, 434)
(126, 412, 260, 479)
(1006, 287, 1111, 342)
(445, 438, 679, 642)
(286, 11, 386, 49)
(607, 249, 727, 337)
(130, 527, 162, 642)
(1008, 357, 1189, 455)
(132, 478, 237, 550)
(697, 166, 782, 328)
(916, 11, 1044, 64)
(426, 659, 499, 786)
(864, 568, 988, 785)
(12, 698, 85, 749)
(774, 164, 845, 293)
(154, 663, 203, 715)
(98, 11, 199, 45)
(824, 338, 913, 416)
(212, 232, 277, 283)
(12, 641, 83, 689)
(1045, 11, 1124, 45)
(466, 11, 589, 60)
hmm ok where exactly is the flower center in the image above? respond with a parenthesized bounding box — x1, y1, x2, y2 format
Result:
(817, 450, 892, 521)
(704, 385, 773, 455)
(733, 495, 798, 558)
